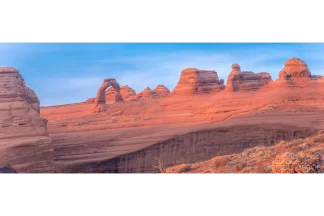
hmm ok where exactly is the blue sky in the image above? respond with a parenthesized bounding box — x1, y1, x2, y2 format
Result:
(1, 43, 324, 106)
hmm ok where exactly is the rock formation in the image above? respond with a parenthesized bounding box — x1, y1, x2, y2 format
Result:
(105, 85, 136, 103)
(93, 78, 123, 112)
(154, 85, 170, 97)
(268, 57, 317, 89)
(171, 68, 225, 95)
(84, 98, 95, 104)
(94, 78, 123, 105)
(129, 87, 159, 101)
(226, 64, 272, 92)
(0, 67, 53, 173)
(278, 57, 311, 79)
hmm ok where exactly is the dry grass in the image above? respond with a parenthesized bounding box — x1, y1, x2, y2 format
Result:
(253, 165, 273, 173)
(235, 163, 247, 172)
(167, 133, 324, 174)
(153, 158, 166, 173)
(282, 139, 307, 152)
(213, 157, 229, 169)
(312, 135, 324, 143)
(175, 164, 191, 173)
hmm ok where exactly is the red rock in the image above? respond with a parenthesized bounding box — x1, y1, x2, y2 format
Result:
(278, 57, 311, 79)
(226, 64, 272, 92)
(84, 98, 95, 104)
(94, 78, 123, 105)
(131, 87, 158, 100)
(0, 67, 53, 173)
(171, 68, 225, 95)
(154, 85, 170, 97)
(105, 85, 136, 103)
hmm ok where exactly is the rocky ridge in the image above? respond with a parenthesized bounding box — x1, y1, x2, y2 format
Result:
(0, 67, 53, 173)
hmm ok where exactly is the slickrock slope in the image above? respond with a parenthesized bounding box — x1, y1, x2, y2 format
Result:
(226, 64, 272, 92)
(0, 67, 53, 173)
(171, 68, 225, 95)
(105, 85, 136, 104)
(154, 85, 170, 97)
(39, 57, 324, 173)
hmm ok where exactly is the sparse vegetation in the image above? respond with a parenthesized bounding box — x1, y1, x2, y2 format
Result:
(153, 158, 166, 173)
(235, 163, 247, 171)
(167, 133, 324, 174)
(246, 165, 271, 173)
(214, 158, 229, 169)
(312, 135, 324, 143)
(172, 164, 191, 173)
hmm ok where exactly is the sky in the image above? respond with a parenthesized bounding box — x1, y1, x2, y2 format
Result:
(1, 43, 324, 106)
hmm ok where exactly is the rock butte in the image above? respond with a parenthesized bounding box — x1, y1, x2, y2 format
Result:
(0, 67, 53, 173)
(225, 64, 272, 92)
(171, 68, 225, 95)
(5, 57, 324, 173)
(279, 57, 311, 79)
(267, 57, 324, 89)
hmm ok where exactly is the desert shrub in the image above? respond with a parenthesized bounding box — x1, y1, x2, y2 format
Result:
(255, 166, 272, 174)
(214, 157, 229, 169)
(278, 140, 287, 145)
(312, 135, 324, 143)
(176, 164, 191, 173)
(235, 163, 248, 172)
(289, 146, 306, 153)
(153, 158, 166, 173)
(285, 139, 306, 150)
(272, 151, 324, 173)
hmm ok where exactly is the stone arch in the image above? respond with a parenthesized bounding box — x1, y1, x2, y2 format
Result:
(94, 78, 124, 105)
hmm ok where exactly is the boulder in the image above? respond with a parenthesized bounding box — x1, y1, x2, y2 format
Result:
(84, 98, 95, 104)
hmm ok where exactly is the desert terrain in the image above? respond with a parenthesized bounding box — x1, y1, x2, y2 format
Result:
(2, 57, 324, 173)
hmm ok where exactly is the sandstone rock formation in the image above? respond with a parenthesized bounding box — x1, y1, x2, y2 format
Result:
(154, 85, 170, 97)
(93, 78, 123, 112)
(105, 85, 136, 103)
(84, 98, 95, 104)
(267, 57, 316, 89)
(272, 151, 324, 173)
(0, 67, 53, 173)
(278, 57, 311, 79)
(94, 78, 123, 105)
(226, 64, 272, 92)
(171, 68, 225, 95)
(130, 87, 158, 101)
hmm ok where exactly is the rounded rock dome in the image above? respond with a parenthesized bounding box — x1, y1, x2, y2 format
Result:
(279, 57, 311, 78)
(284, 57, 307, 66)
(181, 68, 198, 73)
